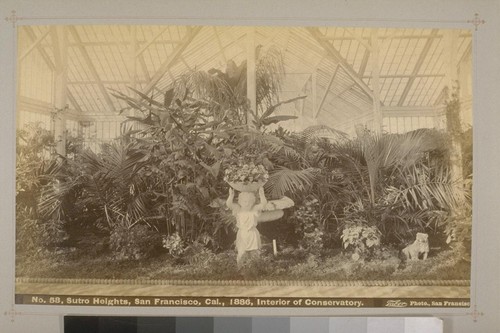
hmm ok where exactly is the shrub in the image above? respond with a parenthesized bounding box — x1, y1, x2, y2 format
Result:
(16, 207, 68, 256)
(290, 199, 324, 253)
(109, 224, 162, 260)
(239, 252, 274, 279)
(182, 241, 216, 267)
(341, 224, 381, 261)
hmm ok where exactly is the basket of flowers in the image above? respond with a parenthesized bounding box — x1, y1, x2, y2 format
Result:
(224, 162, 269, 192)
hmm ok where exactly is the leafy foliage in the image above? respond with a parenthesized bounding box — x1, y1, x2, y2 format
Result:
(341, 224, 381, 261)
(109, 224, 162, 261)
(289, 199, 324, 254)
(17, 46, 471, 269)
(16, 123, 69, 253)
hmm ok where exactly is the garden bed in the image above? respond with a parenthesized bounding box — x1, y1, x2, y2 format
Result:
(16, 246, 470, 283)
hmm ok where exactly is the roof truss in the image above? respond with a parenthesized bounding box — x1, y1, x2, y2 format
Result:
(23, 26, 83, 113)
(142, 26, 202, 95)
(307, 27, 374, 102)
(68, 26, 117, 113)
(397, 29, 439, 106)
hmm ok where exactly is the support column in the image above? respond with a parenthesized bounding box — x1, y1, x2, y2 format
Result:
(246, 27, 256, 128)
(370, 29, 382, 133)
(444, 30, 463, 182)
(312, 70, 317, 122)
(52, 26, 68, 156)
(129, 26, 138, 120)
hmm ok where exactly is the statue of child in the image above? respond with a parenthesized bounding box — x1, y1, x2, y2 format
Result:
(226, 187, 267, 267)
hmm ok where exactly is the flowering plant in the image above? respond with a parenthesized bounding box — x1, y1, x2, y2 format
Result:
(223, 162, 269, 185)
(162, 232, 185, 257)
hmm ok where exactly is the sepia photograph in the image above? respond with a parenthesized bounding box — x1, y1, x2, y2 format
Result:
(15, 24, 472, 307)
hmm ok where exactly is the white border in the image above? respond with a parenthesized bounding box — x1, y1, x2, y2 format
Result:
(1, 0, 499, 332)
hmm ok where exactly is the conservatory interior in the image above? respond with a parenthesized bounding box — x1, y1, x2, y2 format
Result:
(16, 25, 472, 283)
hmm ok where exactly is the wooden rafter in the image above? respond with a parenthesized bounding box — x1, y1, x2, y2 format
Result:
(188, 33, 247, 76)
(323, 32, 471, 41)
(247, 27, 257, 118)
(299, 74, 312, 92)
(296, 74, 311, 116)
(307, 27, 374, 101)
(128, 26, 138, 89)
(122, 27, 152, 83)
(66, 90, 83, 113)
(213, 26, 227, 63)
(20, 27, 50, 61)
(458, 40, 472, 67)
(142, 26, 202, 95)
(68, 80, 149, 85)
(314, 64, 339, 118)
(50, 27, 63, 69)
(397, 29, 439, 106)
(137, 55, 151, 82)
(23, 26, 83, 113)
(68, 26, 117, 113)
(327, 83, 366, 119)
(362, 74, 445, 79)
(135, 27, 170, 57)
(181, 56, 192, 71)
(344, 28, 371, 51)
(371, 29, 382, 133)
(257, 28, 281, 47)
(358, 47, 370, 77)
(24, 26, 54, 71)
(322, 92, 367, 124)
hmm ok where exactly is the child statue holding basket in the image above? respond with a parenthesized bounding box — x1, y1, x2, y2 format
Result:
(224, 162, 294, 267)
(226, 186, 267, 266)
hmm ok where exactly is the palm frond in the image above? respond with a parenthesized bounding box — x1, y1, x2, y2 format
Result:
(360, 129, 446, 203)
(239, 130, 303, 162)
(256, 46, 284, 109)
(265, 167, 318, 198)
(388, 166, 470, 212)
(301, 125, 349, 143)
(174, 70, 235, 106)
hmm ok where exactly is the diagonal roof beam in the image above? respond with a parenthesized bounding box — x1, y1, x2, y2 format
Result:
(66, 90, 83, 113)
(24, 26, 55, 71)
(138, 55, 151, 82)
(458, 40, 472, 67)
(307, 27, 374, 101)
(143, 26, 202, 95)
(135, 27, 171, 57)
(68, 26, 117, 113)
(23, 26, 83, 113)
(314, 64, 339, 118)
(397, 29, 439, 106)
(122, 26, 152, 84)
(358, 47, 370, 77)
(344, 28, 371, 51)
(20, 27, 50, 61)
(213, 26, 227, 63)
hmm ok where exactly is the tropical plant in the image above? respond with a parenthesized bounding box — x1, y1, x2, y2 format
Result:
(35, 138, 169, 258)
(16, 123, 58, 204)
(107, 46, 317, 252)
(110, 223, 161, 260)
(289, 198, 324, 253)
(301, 126, 471, 245)
(341, 224, 381, 261)
(16, 123, 69, 252)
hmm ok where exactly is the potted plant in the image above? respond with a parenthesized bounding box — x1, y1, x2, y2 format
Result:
(223, 162, 269, 192)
